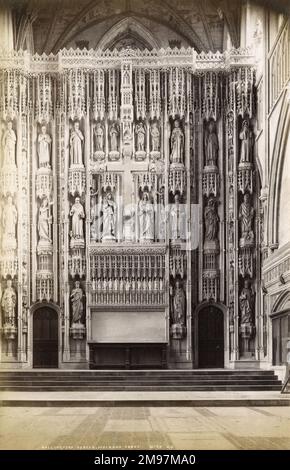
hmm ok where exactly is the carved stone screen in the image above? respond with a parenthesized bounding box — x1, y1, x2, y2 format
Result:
(0, 47, 260, 369)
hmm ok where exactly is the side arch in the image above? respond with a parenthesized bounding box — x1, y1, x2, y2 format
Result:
(268, 92, 290, 249)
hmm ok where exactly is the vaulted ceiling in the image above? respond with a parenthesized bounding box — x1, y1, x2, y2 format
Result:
(12, 0, 243, 53)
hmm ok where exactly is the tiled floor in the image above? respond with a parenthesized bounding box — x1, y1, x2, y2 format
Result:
(1, 406, 290, 450)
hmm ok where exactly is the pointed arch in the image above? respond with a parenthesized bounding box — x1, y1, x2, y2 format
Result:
(268, 91, 290, 249)
(96, 17, 160, 50)
(272, 290, 290, 313)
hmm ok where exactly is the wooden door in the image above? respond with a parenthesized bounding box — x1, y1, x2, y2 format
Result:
(33, 308, 58, 368)
(198, 306, 224, 368)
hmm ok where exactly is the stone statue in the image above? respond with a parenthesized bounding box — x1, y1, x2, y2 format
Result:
(239, 279, 254, 325)
(70, 197, 85, 239)
(205, 120, 218, 166)
(1, 279, 17, 326)
(239, 193, 255, 243)
(170, 120, 184, 164)
(2, 195, 17, 250)
(70, 281, 84, 324)
(170, 193, 186, 240)
(102, 190, 117, 240)
(38, 125, 52, 168)
(109, 123, 119, 152)
(2, 121, 16, 166)
(38, 197, 52, 244)
(150, 122, 160, 152)
(123, 204, 135, 242)
(138, 191, 154, 241)
(239, 119, 252, 163)
(204, 197, 219, 242)
(69, 121, 84, 166)
(171, 279, 186, 325)
(136, 122, 146, 152)
(94, 122, 104, 152)
(90, 197, 99, 241)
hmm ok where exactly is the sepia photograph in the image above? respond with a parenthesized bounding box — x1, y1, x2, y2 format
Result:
(0, 0, 289, 462)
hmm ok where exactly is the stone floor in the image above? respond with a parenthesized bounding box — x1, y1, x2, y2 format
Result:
(1, 405, 290, 450)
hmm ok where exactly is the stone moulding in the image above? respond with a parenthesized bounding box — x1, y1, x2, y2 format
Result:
(0, 46, 255, 73)
(89, 243, 167, 255)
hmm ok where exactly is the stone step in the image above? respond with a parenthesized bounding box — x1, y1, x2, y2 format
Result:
(0, 384, 282, 391)
(0, 375, 278, 382)
(0, 370, 276, 377)
(0, 379, 281, 386)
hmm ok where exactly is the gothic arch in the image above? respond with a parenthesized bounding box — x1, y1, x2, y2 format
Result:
(272, 290, 290, 313)
(50, 0, 206, 53)
(96, 17, 161, 50)
(30, 302, 61, 316)
(268, 92, 290, 249)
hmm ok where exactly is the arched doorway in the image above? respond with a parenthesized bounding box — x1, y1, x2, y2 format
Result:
(33, 307, 58, 368)
(198, 306, 224, 368)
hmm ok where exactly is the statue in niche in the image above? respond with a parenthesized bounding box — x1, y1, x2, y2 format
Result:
(102, 189, 117, 240)
(94, 122, 104, 152)
(69, 121, 84, 166)
(37, 124, 52, 168)
(2, 121, 16, 166)
(135, 122, 146, 152)
(170, 193, 186, 240)
(123, 204, 135, 242)
(170, 120, 184, 165)
(239, 193, 255, 244)
(205, 120, 218, 167)
(150, 122, 160, 152)
(90, 196, 99, 241)
(239, 279, 254, 325)
(171, 279, 186, 325)
(1, 279, 17, 326)
(70, 281, 84, 325)
(70, 197, 85, 239)
(2, 195, 17, 250)
(38, 197, 52, 245)
(156, 186, 166, 240)
(138, 190, 154, 241)
(239, 119, 253, 164)
(109, 122, 119, 152)
(204, 197, 219, 242)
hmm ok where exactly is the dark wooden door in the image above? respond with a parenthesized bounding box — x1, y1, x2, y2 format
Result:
(198, 306, 224, 368)
(33, 308, 58, 368)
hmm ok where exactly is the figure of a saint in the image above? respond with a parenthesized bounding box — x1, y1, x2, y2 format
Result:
(239, 279, 254, 325)
(205, 120, 218, 166)
(136, 122, 146, 152)
(204, 197, 219, 242)
(239, 120, 252, 163)
(2, 121, 16, 166)
(150, 122, 160, 152)
(94, 123, 104, 152)
(239, 193, 255, 242)
(171, 279, 186, 325)
(70, 197, 85, 239)
(38, 197, 52, 244)
(109, 123, 119, 152)
(38, 125, 52, 168)
(2, 195, 17, 250)
(1, 279, 17, 326)
(102, 190, 117, 240)
(69, 121, 84, 165)
(170, 120, 184, 164)
(138, 191, 154, 241)
(70, 281, 84, 324)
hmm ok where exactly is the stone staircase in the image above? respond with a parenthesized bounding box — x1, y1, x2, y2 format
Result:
(0, 369, 282, 392)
